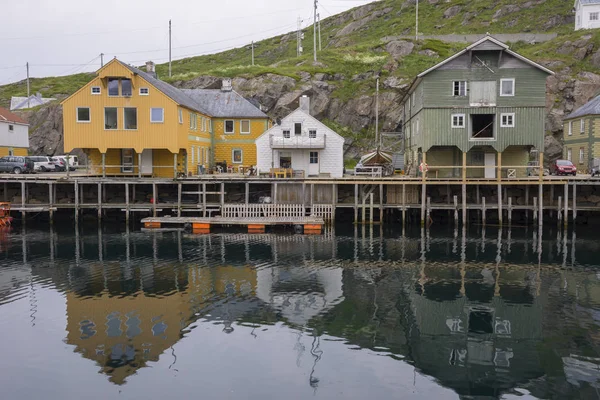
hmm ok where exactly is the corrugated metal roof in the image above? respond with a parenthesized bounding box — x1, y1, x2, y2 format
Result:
(181, 89, 267, 118)
(0, 106, 28, 124)
(565, 95, 600, 119)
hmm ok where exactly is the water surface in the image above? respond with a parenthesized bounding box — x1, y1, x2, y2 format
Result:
(0, 223, 599, 399)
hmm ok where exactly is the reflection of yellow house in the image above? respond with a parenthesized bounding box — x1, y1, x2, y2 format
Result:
(65, 265, 257, 385)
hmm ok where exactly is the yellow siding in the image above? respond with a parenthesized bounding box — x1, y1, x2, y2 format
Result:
(214, 142, 257, 167)
(213, 118, 269, 165)
(425, 148, 455, 178)
(502, 146, 529, 178)
(0, 147, 27, 157)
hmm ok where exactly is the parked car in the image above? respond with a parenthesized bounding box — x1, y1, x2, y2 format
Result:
(51, 157, 66, 172)
(0, 156, 35, 174)
(550, 159, 577, 176)
(592, 165, 599, 177)
(55, 155, 78, 171)
(28, 156, 55, 172)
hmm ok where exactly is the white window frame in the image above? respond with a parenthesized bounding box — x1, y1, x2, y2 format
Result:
(8, 124, 14, 132)
(453, 81, 467, 97)
(178, 109, 183, 124)
(309, 151, 319, 164)
(590, 12, 599, 21)
(451, 114, 465, 128)
(568, 121, 572, 136)
(579, 147, 585, 164)
(580, 119, 585, 133)
(294, 122, 302, 135)
(500, 79, 515, 97)
(309, 129, 317, 139)
(411, 92, 415, 105)
(283, 130, 291, 139)
(123, 107, 138, 131)
(197, 147, 201, 164)
(201, 117, 206, 132)
(189, 113, 196, 130)
(240, 120, 251, 134)
(224, 120, 235, 134)
(91, 86, 101, 95)
(232, 148, 243, 164)
(150, 107, 164, 123)
(208, 119, 212, 133)
(77, 107, 91, 123)
(104, 107, 118, 130)
(500, 113, 515, 128)
(567, 148, 572, 162)
(139, 87, 149, 96)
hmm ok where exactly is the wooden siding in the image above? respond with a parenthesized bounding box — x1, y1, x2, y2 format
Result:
(0, 147, 27, 157)
(418, 107, 545, 152)
(213, 118, 269, 165)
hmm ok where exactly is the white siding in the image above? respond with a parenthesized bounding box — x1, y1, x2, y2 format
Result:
(575, 2, 600, 30)
(0, 121, 29, 148)
(255, 108, 345, 177)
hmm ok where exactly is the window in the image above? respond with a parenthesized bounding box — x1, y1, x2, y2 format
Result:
(240, 120, 250, 134)
(8, 124, 14, 131)
(309, 129, 317, 138)
(225, 120, 234, 134)
(108, 78, 119, 96)
(580, 119, 585, 134)
(500, 113, 515, 127)
(178, 109, 183, 124)
(150, 108, 164, 123)
(189, 113, 196, 130)
(579, 147, 585, 164)
(568, 121, 572, 136)
(453, 81, 467, 96)
(139, 87, 149, 96)
(591, 12, 599, 21)
(91, 86, 101, 95)
(567, 148, 572, 162)
(124, 108, 137, 130)
(294, 122, 302, 135)
(407, 97, 411, 111)
(283, 130, 291, 138)
(471, 114, 495, 139)
(452, 114, 465, 128)
(121, 79, 132, 97)
(104, 107, 117, 129)
(201, 117, 206, 132)
(8, 149, 13, 156)
(500, 79, 515, 96)
(209, 119, 212, 132)
(309, 151, 319, 164)
(77, 107, 91, 122)
(232, 149, 242, 163)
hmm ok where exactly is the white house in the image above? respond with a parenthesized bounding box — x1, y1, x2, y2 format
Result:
(575, 0, 600, 30)
(0, 107, 29, 157)
(255, 96, 345, 177)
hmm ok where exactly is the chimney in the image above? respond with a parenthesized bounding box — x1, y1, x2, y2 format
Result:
(145, 61, 155, 73)
(299, 95, 310, 114)
(221, 78, 233, 92)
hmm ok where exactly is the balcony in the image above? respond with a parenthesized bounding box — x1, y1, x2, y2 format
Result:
(270, 134, 326, 149)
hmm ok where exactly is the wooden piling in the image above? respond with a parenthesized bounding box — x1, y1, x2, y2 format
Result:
(564, 182, 569, 228)
(245, 182, 249, 205)
(177, 183, 182, 217)
(354, 184, 358, 224)
(97, 183, 102, 220)
(74, 181, 79, 220)
(538, 184, 543, 225)
(48, 183, 54, 222)
(558, 196, 562, 225)
(202, 183, 207, 217)
(533, 197, 538, 223)
(453, 195, 458, 225)
(508, 197, 512, 225)
(497, 183, 502, 225)
(420, 182, 426, 226)
(482, 197, 486, 226)
(573, 182, 577, 222)
(152, 183, 157, 217)
(525, 184, 530, 222)
(138, 153, 142, 178)
(332, 184, 337, 223)
(125, 183, 130, 223)
(462, 183, 467, 226)
(379, 184, 384, 224)
(101, 153, 106, 178)
(402, 184, 406, 226)
(369, 192, 374, 225)
(20, 181, 25, 219)
(426, 196, 431, 223)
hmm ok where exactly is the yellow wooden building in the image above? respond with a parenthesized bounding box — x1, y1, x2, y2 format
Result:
(563, 94, 600, 173)
(62, 60, 269, 177)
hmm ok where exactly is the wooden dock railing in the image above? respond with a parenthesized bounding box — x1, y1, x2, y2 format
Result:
(221, 204, 334, 223)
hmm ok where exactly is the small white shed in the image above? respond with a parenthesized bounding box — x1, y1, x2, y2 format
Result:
(255, 96, 345, 178)
(575, 0, 600, 30)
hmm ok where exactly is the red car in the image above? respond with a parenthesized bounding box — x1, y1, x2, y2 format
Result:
(550, 159, 577, 176)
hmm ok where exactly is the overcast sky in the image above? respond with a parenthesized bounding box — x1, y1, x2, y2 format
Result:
(0, 0, 374, 85)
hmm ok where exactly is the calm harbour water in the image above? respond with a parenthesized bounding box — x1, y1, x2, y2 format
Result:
(0, 223, 599, 400)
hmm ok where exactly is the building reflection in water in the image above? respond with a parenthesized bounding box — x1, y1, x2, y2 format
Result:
(13, 223, 600, 397)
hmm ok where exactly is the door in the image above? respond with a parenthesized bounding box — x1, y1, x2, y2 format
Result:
(470, 81, 497, 107)
(141, 149, 153, 174)
(484, 153, 496, 179)
(308, 151, 320, 176)
(121, 149, 134, 173)
(279, 151, 292, 168)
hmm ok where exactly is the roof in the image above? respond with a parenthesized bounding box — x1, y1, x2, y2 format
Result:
(255, 106, 344, 142)
(565, 95, 600, 120)
(121, 63, 210, 115)
(0, 107, 28, 125)
(578, 0, 600, 5)
(10, 95, 55, 111)
(181, 89, 267, 118)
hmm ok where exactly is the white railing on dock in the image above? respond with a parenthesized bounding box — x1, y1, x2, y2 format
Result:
(311, 204, 334, 222)
(222, 204, 305, 218)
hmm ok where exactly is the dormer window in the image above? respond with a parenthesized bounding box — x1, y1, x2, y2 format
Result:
(121, 79, 132, 97)
(107, 78, 133, 96)
(294, 123, 302, 135)
(108, 78, 119, 96)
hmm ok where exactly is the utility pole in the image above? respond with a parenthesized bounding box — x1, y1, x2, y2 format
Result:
(375, 77, 380, 148)
(251, 41, 255, 66)
(313, 0, 318, 62)
(169, 19, 172, 77)
(297, 17, 302, 57)
(26, 62, 30, 109)
(415, 0, 419, 41)
(100, 53, 104, 67)
(318, 13, 322, 51)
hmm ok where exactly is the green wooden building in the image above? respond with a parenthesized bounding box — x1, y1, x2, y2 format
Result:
(562, 95, 600, 173)
(400, 36, 553, 178)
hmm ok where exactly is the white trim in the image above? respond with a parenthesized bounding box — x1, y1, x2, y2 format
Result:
(568, 121, 572, 136)
(451, 114, 465, 128)
(567, 148, 572, 162)
(139, 87, 149, 96)
(76, 107, 91, 123)
(309, 151, 319, 164)
(240, 119, 251, 134)
(150, 107, 164, 123)
(500, 113, 515, 128)
(104, 107, 118, 130)
(500, 79, 515, 97)
(580, 118, 585, 133)
(579, 147, 585, 164)
(309, 129, 317, 139)
(452, 81, 467, 97)
(178, 109, 183, 124)
(123, 107, 138, 131)
(590, 11, 599, 21)
(189, 112, 197, 130)
(91, 86, 101, 95)
(232, 148, 243, 163)
(224, 119, 235, 134)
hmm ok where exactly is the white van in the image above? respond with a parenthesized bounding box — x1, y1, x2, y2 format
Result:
(55, 155, 79, 171)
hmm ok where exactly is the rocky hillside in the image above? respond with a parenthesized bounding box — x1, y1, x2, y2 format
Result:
(3, 0, 599, 165)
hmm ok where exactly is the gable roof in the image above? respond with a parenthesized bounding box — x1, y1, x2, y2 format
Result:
(565, 95, 600, 120)
(256, 107, 344, 142)
(0, 107, 28, 125)
(181, 89, 267, 118)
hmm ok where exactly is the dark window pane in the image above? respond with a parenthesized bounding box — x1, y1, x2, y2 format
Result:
(108, 78, 119, 96)
(122, 79, 132, 96)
